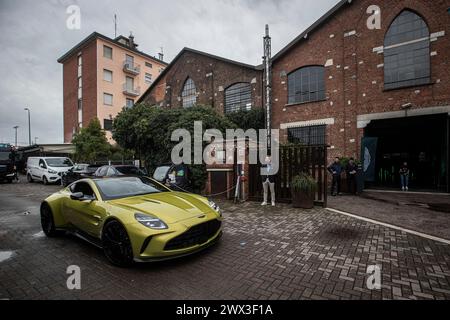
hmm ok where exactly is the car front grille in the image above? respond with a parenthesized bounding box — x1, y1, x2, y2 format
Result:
(164, 219, 221, 251)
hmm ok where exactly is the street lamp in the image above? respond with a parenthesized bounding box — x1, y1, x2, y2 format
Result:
(13, 126, 19, 147)
(24, 108, 31, 146)
(34, 137, 39, 145)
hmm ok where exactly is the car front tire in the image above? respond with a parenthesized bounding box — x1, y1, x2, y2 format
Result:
(102, 220, 134, 267)
(43, 176, 49, 185)
(40, 203, 61, 237)
(27, 174, 33, 183)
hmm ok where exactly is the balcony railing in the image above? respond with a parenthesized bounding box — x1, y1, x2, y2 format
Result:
(122, 84, 140, 97)
(123, 61, 140, 75)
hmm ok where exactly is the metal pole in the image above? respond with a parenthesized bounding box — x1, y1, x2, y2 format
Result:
(263, 25, 272, 152)
(24, 108, 31, 146)
(13, 126, 18, 147)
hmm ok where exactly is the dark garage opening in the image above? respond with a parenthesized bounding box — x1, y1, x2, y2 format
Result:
(364, 114, 449, 192)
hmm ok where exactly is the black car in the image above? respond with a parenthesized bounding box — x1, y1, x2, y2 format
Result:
(152, 163, 191, 192)
(93, 165, 146, 178)
(62, 163, 102, 186)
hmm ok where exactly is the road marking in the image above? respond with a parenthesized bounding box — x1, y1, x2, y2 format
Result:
(365, 189, 450, 196)
(0, 251, 15, 263)
(326, 207, 450, 245)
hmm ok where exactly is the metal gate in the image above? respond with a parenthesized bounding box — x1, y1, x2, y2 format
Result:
(248, 145, 328, 207)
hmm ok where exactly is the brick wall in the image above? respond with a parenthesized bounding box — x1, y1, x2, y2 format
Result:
(62, 40, 97, 142)
(272, 0, 450, 163)
(141, 50, 263, 114)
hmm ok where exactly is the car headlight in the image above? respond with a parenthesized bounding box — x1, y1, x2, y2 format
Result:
(48, 169, 57, 174)
(134, 213, 168, 230)
(208, 200, 221, 215)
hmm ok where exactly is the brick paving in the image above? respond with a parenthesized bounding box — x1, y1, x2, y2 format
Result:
(1, 179, 450, 300)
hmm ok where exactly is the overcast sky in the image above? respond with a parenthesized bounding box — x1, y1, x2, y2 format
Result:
(0, 0, 337, 145)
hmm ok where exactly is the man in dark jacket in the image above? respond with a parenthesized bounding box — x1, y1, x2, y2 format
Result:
(328, 157, 343, 196)
(345, 158, 358, 195)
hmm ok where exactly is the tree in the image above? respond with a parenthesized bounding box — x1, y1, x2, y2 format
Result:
(225, 108, 265, 131)
(72, 118, 111, 163)
(113, 104, 236, 193)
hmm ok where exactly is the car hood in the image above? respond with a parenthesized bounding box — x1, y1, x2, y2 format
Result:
(108, 192, 212, 224)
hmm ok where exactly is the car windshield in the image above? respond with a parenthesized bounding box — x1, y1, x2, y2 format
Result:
(95, 177, 169, 200)
(153, 166, 171, 181)
(46, 158, 73, 167)
(115, 166, 142, 175)
(0, 152, 10, 161)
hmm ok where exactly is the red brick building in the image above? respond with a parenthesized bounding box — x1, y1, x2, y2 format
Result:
(271, 0, 450, 191)
(138, 48, 263, 114)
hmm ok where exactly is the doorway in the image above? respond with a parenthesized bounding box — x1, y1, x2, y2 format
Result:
(364, 114, 449, 192)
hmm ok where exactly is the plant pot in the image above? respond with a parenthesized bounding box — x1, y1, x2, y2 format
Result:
(291, 190, 315, 209)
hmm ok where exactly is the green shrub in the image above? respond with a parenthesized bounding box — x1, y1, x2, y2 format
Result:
(291, 173, 317, 194)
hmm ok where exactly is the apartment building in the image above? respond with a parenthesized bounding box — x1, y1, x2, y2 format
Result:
(58, 32, 168, 143)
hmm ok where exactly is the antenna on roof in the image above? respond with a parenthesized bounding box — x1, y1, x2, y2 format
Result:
(158, 47, 164, 61)
(114, 14, 117, 38)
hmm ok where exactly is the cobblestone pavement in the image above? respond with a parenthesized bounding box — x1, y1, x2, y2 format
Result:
(328, 191, 450, 240)
(1, 178, 450, 300)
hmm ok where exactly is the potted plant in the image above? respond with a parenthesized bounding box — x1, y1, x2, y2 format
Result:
(291, 172, 317, 209)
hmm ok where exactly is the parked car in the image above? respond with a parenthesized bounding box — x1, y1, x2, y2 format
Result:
(27, 157, 74, 185)
(40, 176, 223, 266)
(61, 163, 102, 186)
(93, 165, 146, 178)
(153, 163, 192, 192)
(0, 143, 17, 183)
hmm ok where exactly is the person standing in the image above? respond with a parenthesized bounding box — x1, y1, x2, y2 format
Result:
(399, 162, 410, 191)
(328, 157, 343, 196)
(261, 156, 275, 206)
(345, 158, 358, 195)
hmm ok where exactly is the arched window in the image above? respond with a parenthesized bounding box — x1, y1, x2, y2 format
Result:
(224, 82, 252, 113)
(181, 78, 196, 108)
(384, 10, 430, 90)
(288, 66, 325, 105)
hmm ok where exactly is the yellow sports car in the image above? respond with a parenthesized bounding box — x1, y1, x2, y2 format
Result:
(40, 176, 222, 267)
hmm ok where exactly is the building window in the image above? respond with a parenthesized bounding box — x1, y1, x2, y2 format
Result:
(103, 69, 113, 82)
(103, 119, 113, 131)
(288, 66, 325, 105)
(103, 45, 113, 59)
(181, 78, 196, 108)
(224, 83, 252, 113)
(126, 98, 134, 108)
(77, 55, 82, 77)
(125, 54, 134, 66)
(145, 73, 152, 84)
(287, 125, 326, 146)
(103, 93, 113, 106)
(145, 62, 153, 68)
(384, 10, 430, 90)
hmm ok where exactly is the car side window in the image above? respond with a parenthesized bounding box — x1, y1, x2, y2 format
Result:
(72, 182, 95, 198)
(106, 167, 116, 176)
(39, 159, 47, 169)
(97, 167, 108, 176)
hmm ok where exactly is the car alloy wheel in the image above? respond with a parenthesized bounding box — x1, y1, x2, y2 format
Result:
(102, 220, 134, 267)
(40, 203, 59, 237)
(43, 176, 48, 185)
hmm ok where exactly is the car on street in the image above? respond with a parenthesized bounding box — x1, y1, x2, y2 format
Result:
(27, 157, 74, 185)
(93, 165, 146, 178)
(61, 163, 102, 186)
(40, 176, 222, 266)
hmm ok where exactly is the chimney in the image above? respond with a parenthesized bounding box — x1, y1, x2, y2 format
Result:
(158, 47, 164, 61)
(129, 32, 136, 49)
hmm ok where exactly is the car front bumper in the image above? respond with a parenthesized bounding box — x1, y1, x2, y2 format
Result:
(127, 217, 223, 262)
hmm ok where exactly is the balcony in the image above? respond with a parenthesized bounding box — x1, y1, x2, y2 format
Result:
(123, 61, 140, 75)
(122, 83, 140, 97)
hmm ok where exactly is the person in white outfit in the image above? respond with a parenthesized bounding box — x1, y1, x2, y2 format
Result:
(261, 156, 275, 206)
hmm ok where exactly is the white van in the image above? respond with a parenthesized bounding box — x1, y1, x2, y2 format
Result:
(27, 157, 74, 185)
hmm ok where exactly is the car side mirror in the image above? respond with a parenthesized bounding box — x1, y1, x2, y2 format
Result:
(70, 192, 84, 200)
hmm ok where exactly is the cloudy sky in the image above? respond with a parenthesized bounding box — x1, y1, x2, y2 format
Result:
(0, 0, 337, 145)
